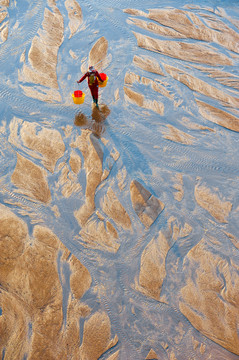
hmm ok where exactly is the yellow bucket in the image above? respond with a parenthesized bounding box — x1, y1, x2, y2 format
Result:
(98, 73, 108, 88)
(72, 91, 85, 104)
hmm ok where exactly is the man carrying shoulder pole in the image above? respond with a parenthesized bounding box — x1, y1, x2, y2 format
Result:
(77, 66, 103, 108)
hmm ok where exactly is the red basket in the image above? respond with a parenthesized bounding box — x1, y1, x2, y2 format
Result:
(100, 73, 107, 81)
(74, 90, 83, 97)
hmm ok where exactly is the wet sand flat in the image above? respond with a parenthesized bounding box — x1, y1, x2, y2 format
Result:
(0, 1, 239, 359)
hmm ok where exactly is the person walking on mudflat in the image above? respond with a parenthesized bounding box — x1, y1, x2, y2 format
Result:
(77, 66, 103, 108)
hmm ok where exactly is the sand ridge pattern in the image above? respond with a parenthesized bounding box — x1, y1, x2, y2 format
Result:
(0, 1, 239, 359)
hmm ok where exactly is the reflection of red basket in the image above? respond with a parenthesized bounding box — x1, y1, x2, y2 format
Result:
(99, 73, 108, 87)
(74, 90, 83, 97)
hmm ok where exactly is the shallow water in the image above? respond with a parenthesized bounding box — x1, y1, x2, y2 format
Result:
(0, 0, 239, 359)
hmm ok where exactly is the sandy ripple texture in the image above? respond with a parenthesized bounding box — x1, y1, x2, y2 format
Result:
(0, 1, 239, 359)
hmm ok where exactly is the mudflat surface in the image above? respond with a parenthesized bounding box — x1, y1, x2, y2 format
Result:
(0, 0, 239, 359)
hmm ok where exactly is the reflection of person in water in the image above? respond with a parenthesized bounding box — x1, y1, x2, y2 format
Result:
(77, 66, 103, 108)
(74, 104, 110, 137)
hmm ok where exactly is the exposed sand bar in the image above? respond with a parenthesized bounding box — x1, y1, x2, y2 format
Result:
(11, 154, 51, 203)
(0, 0, 9, 42)
(194, 183, 232, 223)
(73, 130, 103, 226)
(137, 232, 169, 300)
(101, 188, 132, 230)
(130, 180, 165, 228)
(147, 8, 239, 54)
(0, 203, 120, 358)
(8, 118, 65, 173)
(124, 86, 164, 114)
(133, 55, 165, 76)
(133, 31, 233, 66)
(89, 36, 108, 68)
(196, 99, 239, 132)
(162, 124, 196, 145)
(18, 1, 64, 101)
(129, 17, 186, 39)
(164, 64, 239, 108)
(191, 65, 239, 91)
(79, 218, 120, 253)
(180, 237, 239, 356)
(65, 0, 83, 38)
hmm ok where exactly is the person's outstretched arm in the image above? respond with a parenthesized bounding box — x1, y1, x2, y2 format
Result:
(77, 73, 87, 83)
